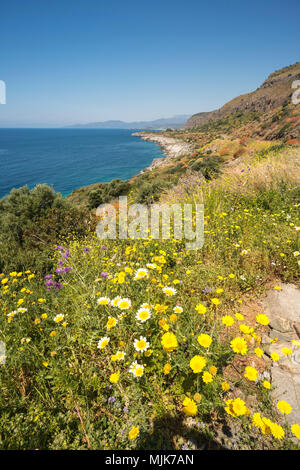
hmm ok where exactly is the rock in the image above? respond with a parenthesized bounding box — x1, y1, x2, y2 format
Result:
(271, 366, 300, 425)
(269, 329, 298, 342)
(262, 283, 300, 324)
(269, 317, 295, 333)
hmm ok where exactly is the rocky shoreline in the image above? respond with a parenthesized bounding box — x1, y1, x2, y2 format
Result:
(132, 132, 191, 173)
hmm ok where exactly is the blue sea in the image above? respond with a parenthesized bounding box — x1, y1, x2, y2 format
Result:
(0, 128, 165, 199)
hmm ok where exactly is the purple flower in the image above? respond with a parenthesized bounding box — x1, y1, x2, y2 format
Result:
(54, 282, 63, 290)
(83, 246, 90, 253)
(108, 396, 116, 404)
(101, 246, 107, 250)
(101, 272, 108, 277)
(61, 249, 70, 259)
(55, 245, 64, 250)
(58, 260, 63, 266)
(45, 280, 54, 286)
(202, 286, 212, 294)
(55, 268, 63, 274)
(63, 266, 72, 273)
(44, 274, 53, 279)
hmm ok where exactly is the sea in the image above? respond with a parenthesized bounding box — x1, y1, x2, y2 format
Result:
(0, 128, 165, 199)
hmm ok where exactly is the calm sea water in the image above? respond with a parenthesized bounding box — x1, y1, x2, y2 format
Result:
(0, 128, 165, 199)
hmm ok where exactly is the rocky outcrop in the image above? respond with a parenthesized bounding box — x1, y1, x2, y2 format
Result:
(132, 132, 192, 173)
(185, 62, 300, 129)
(260, 283, 300, 427)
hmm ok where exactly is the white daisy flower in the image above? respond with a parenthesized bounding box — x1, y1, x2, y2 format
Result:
(97, 336, 110, 349)
(136, 307, 151, 323)
(54, 314, 64, 323)
(173, 306, 183, 314)
(134, 268, 149, 280)
(129, 361, 144, 377)
(162, 286, 177, 296)
(134, 336, 150, 352)
(111, 296, 121, 307)
(117, 298, 132, 310)
(97, 296, 110, 306)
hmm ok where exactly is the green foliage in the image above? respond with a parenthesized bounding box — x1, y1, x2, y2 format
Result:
(87, 179, 131, 209)
(190, 156, 223, 179)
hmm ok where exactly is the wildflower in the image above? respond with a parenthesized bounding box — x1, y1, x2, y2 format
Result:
(106, 317, 117, 329)
(134, 268, 149, 280)
(163, 363, 171, 375)
(97, 336, 110, 349)
(281, 347, 292, 356)
(235, 313, 244, 321)
(273, 286, 282, 290)
(197, 333, 212, 348)
(209, 365, 217, 375)
(291, 424, 300, 439)
(182, 397, 197, 416)
(190, 355, 206, 373)
(255, 347, 264, 358)
(270, 423, 285, 440)
(277, 400, 292, 415)
(115, 351, 126, 361)
(128, 426, 140, 440)
(262, 380, 271, 389)
(222, 315, 235, 327)
(129, 362, 144, 377)
(117, 298, 132, 310)
(195, 303, 207, 314)
(252, 412, 264, 429)
(155, 304, 168, 314)
(225, 398, 247, 417)
(270, 352, 280, 362)
(49, 331, 57, 337)
(97, 296, 110, 306)
(173, 306, 183, 314)
(162, 286, 177, 296)
(194, 393, 202, 403)
(240, 324, 252, 334)
(158, 318, 169, 331)
(43, 361, 48, 367)
(109, 372, 120, 384)
(169, 314, 177, 323)
(222, 381, 230, 392)
(54, 314, 64, 323)
(211, 298, 221, 305)
(202, 371, 213, 384)
(244, 366, 258, 382)
(230, 337, 248, 355)
(256, 314, 270, 326)
(228, 273, 235, 279)
(134, 336, 150, 353)
(111, 296, 121, 307)
(136, 307, 151, 322)
(161, 332, 178, 352)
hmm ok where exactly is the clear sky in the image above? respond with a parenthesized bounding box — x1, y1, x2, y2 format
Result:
(0, 0, 299, 127)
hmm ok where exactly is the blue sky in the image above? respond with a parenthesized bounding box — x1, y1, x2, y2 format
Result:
(0, 0, 299, 127)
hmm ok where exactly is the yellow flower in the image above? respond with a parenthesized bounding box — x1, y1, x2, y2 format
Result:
(163, 363, 171, 375)
(182, 397, 197, 416)
(225, 398, 247, 417)
(291, 424, 300, 439)
(235, 313, 244, 321)
(209, 365, 217, 376)
(195, 303, 207, 314)
(211, 298, 220, 305)
(169, 314, 178, 323)
(270, 423, 285, 440)
(202, 371, 213, 384)
(109, 372, 120, 384)
(244, 366, 258, 382)
(270, 352, 279, 362)
(193, 393, 202, 403)
(228, 273, 235, 279)
(190, 355, 206, 373)
(106, 317, 117, 329)
(281, 347, 292, 356)
(256, 314, 269, 326)
(255, 347, 264, 358)
(222, 315, 235, 327)
(221, 381, 230, 392)
(277, 400, 292, 415)
(128, 426, 140, 440)
(230, 337, 248, 355)
(49, 331, 57, 337)
(197, 333, 212, 348)
(161, 332, 178, 352)
(262, 380, 271, 389)
(38, 298, 46, 303)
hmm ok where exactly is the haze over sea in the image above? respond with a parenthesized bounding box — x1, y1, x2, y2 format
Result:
(0, 128, 164, 199)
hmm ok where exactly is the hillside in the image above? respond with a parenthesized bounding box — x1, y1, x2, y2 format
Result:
(66, 115, 191, 130)
(185, 62, 300, 130)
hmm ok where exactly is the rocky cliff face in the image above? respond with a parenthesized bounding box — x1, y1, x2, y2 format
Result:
(184, 62, 300, 129)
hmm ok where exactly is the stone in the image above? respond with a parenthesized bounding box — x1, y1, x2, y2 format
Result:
(262, 283, 300, 324)
(271, 366, 300, 425)
(269, 317, 294, 333)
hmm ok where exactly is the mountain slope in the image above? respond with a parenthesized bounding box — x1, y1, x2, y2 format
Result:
(185, 62, 300, 129)
(67, 115, 191, 130)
